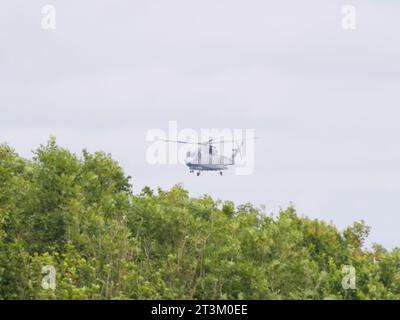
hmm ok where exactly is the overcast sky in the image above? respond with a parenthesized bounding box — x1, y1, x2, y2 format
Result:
(1, 1, 400, 249)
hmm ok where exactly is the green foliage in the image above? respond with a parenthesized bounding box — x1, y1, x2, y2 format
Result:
(0, 139, 399, 299)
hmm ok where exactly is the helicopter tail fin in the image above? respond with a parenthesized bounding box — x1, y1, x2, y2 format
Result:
(231, 141, 244, 165)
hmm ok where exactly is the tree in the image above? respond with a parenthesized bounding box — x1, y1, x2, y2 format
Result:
(0, 139, 399, 300)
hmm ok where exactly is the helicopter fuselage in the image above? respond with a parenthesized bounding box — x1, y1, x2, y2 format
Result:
(163, 137, 252, 176)
(187, 163, 228, 172)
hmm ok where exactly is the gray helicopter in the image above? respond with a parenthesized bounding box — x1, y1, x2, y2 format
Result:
(164, 138, 254, 176)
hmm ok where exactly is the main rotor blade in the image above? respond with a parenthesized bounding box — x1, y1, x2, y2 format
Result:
(164, 137, 259, 145)
(209, 137, 260, 144)
(164, 139, 204, 145)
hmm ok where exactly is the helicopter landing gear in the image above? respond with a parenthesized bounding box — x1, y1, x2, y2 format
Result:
(197, 172, 201, 176)
(219, 171, 223, 176)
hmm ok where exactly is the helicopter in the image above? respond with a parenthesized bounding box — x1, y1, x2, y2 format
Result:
(164, 138, 256, 176)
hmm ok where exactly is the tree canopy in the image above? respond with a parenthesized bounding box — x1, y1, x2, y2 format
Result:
(0, 139, 399, 299)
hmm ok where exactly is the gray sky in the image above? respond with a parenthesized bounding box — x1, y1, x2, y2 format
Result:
(1, 1, 400, 249)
